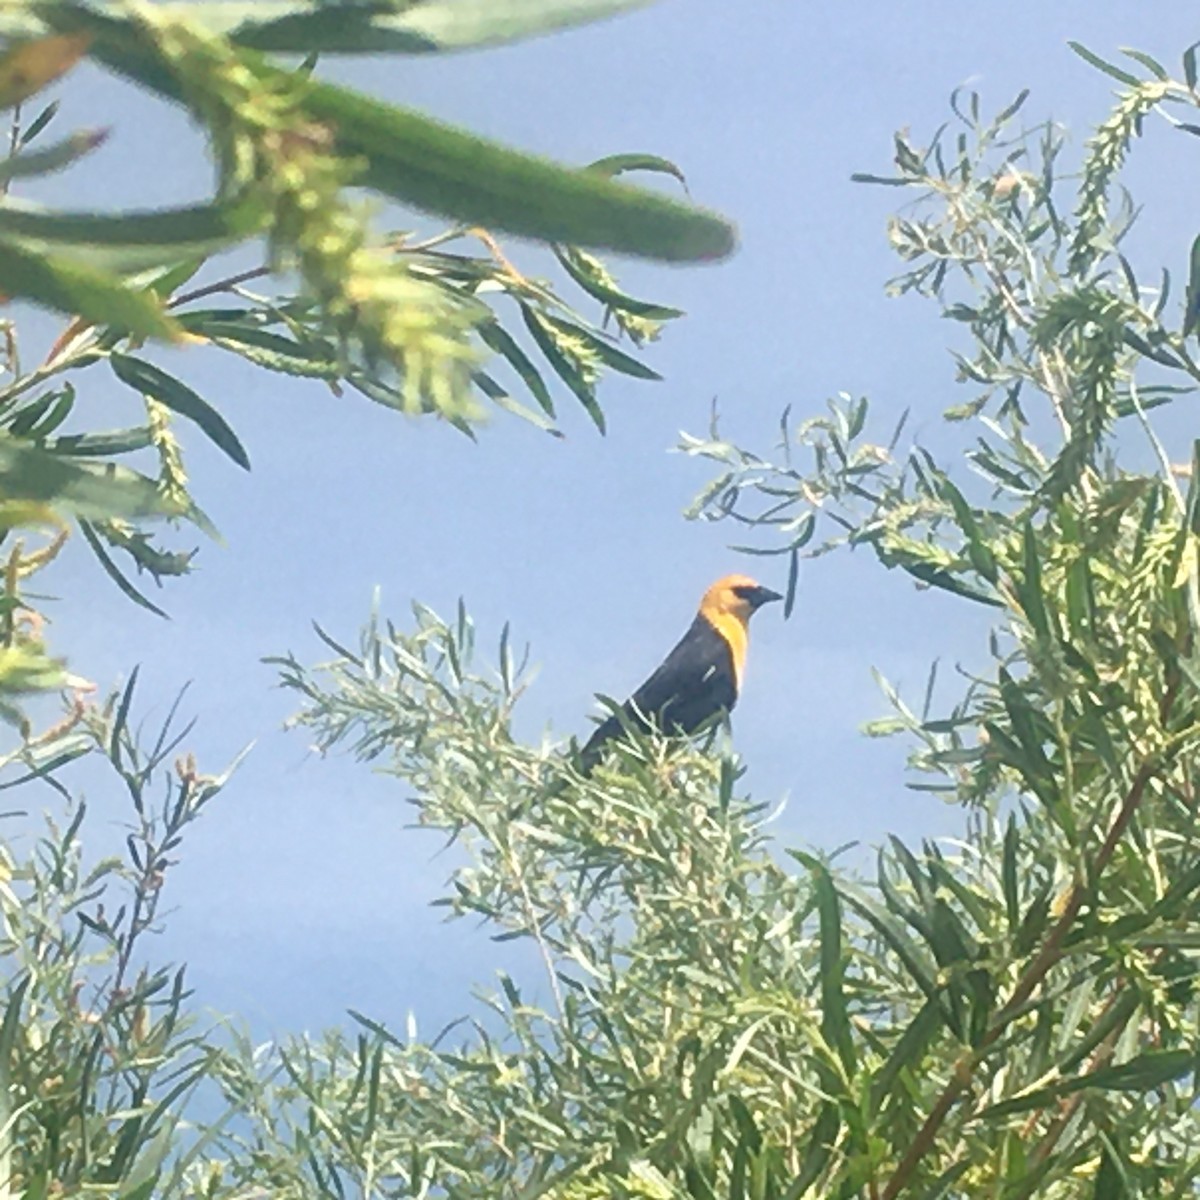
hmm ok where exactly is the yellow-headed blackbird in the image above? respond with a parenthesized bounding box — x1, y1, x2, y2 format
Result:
(580, 573, 782, 769)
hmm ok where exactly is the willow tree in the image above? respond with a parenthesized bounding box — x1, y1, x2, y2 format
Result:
(7, 15, 1200, 1200)
(0, 1, 731, 1194)
(259, 41, 1200, 1199)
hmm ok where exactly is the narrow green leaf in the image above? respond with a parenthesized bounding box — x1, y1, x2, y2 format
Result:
(1092, 1138, 1130, 1200)
(1083, 1048, 1197, 1092)
(1068, 42, 1141, 86)
(0, 195, 265, 273)
(977, 1050, 1197, 1122)
(783, 545, 800, 618)
(477, 321, 556, 417)
(300, 77, 735, 262)
(520, 305, 604, 431)
(1181, 235, 1200, 339)
(1120, 48, 1167, 80)
(789, 1104, 840, 1198)
(553, 246, 683, 319)
(586, 152, 688, 188)
(20, 100, 59, 145)
(79, 520, 169, 618)
(839, 884, 940, 1002)
(850, 172, 910, 187)
(900, 559, 1005, 608)
(0, 235, 179, 340)
(939, 475, 998, 583)
(869, 996, 943, 1114)
(915, 1160, 972, 1200)
(48, 427, 154, 457)
(543, 313, 661, 380)
(995, 89, 1031, 125)
(110, 353, 250, 470)
(181, 315, 342, 379)
(1185, 441, 1200, 535)
(1002, 813, 1020, 932)
(472, 370, 562, 436)
(110, 664, 139, 766)
(801, 854, 856, 1075)
(997, 668, 1058, 805)
(0, 127, 106, 185)
(1017, 520, 1052, 641)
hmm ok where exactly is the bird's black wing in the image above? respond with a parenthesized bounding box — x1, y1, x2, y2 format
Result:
(580, 615, 737, 765)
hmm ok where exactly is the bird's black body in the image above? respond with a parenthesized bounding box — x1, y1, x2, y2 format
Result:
(576, 574, 781, 773)
(580, 612, 739, 767)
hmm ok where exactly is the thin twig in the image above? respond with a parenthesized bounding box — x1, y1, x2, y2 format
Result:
(2, 103, 21, 199)
(168, 265, 272, 310)
(509, 847, 564, 1018)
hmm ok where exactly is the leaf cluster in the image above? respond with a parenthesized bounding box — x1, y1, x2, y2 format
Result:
(0, 0, 733, 721)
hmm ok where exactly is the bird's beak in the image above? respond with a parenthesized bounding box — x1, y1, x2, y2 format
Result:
(748, 585, 784, 609)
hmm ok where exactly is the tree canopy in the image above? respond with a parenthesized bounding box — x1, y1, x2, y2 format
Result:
(4, 9, 1200, 1200)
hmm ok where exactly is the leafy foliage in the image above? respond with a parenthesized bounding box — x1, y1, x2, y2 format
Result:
(8, 26, 1200, 1200)
(0, 680, 242, 1197)
(0, 0, 732, 719)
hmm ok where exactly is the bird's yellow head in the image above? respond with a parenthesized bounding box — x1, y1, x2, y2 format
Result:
(698, 574, 783, 627)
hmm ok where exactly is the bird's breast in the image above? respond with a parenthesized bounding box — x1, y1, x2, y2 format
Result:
(702, 612, 748, 690)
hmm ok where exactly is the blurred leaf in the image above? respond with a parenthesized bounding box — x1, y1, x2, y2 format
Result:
(20, 99, 59, 144)
(0, 127, 107, 185)
(0, 33, 90, 109)
(0, 436, 180, 520)
(0, 195, 266, 274)
(978, 1050, 1199, 1123)
(301, 76, 735, 262)
(186, 0, 658, 53)
(554, 245, 684, 318)
(0, 236, 180, 339)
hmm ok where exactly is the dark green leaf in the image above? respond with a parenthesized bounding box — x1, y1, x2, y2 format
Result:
(79, 520, 168, 618)
(800, 854, 856, 1075)
(553, 246, 683, 319)
(109, 353, 250, 470)
(543, 314, 661, 380)
(48, 427, 153, 457)
(900, 559, 1004, 608)
(477, 321, 555, 417)
(1120, 48, 1167, 80)
(20, 100, 59, 145)
(520, 305, 604, 431)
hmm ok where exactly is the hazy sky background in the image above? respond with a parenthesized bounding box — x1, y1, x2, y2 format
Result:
(12, 2, 1200, 1036)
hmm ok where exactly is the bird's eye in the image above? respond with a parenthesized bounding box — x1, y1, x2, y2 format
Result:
(732, 585, 757, 601)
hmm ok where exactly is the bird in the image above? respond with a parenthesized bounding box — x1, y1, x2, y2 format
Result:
(578, 573, 782, 771)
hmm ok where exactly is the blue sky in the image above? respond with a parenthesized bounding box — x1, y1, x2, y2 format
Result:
(13, 2, 1200, 1035)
